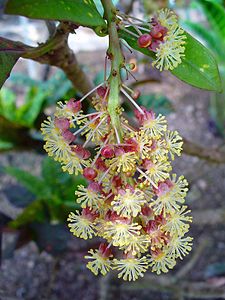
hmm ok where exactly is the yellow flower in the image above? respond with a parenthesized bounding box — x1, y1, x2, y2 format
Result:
(151, 175, 188, 215)
(75, 184, 104, 209)
(85, 249, 112, 276)
(113, 256, 149, 281)
(164, 130, 183, 160)
(162, 206, 192, 235)
(109, 152, 138, 173)
(152, 25, 186, 71)
(112, 188, 146, 217)
(150, 249, 176, 274)
(140, 114, 167, 138)
(168, 235, 193, 260)
(102, 221, 142, 247)
(61, 154, 85, 175)
(121, 234, 150, 256)
(140, 160, 172, 186)
(157, 8, 178, 29)
(44, 136, 72, 162)
(67, 211, 96, 240)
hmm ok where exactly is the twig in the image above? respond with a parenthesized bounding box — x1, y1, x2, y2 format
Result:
(183, 138, 225, 164)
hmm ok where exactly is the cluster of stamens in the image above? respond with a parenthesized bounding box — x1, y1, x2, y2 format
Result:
(119, 8, 186, 71)
(41, 81, 192, 281)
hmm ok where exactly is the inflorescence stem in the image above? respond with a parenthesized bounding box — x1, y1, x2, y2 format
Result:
(101, 0, 125, 142)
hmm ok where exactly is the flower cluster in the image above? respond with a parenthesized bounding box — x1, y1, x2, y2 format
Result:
(120, 9, 186, 71)
(41, 83, 192, 281)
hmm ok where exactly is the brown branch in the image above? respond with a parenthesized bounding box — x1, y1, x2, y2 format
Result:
(183, 138, 225, 164)
(3, 22, 93, 95)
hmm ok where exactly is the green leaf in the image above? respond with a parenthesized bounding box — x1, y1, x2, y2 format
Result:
(5, 0, 106, 28)
(182, 21, 224, 59)
(0, 139, 14, 150)
(9, 200, 46, 229)
(0, 38, 24, 89)
(0, 87, 16, 122)
(4, 167, 52, 198)
(119, 28, 222, 91)
(197, 0, 225, 42)
(93, 0, 119, 16)
(15, 86, 46, 127)
(137, 94, 174, 115)
(171, 32, 222, 92)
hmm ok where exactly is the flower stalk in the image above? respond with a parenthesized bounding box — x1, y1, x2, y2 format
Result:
(101, 0, 125, 142)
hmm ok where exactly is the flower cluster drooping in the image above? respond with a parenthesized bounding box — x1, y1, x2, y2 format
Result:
(119, 9, 186, 71)
(41, 82, 193, 281)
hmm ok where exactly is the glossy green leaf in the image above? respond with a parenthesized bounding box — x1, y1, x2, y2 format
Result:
(5, 0, 106, 28)
(182, 21, 224, 60)
(171, 32, 222, 92)
(0, 38, 24, 89)
(119, 27, 222, 91)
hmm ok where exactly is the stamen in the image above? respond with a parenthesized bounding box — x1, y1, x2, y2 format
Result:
(120, 39, 133, 53)
(122, 122, 135, 132)
(73, 114, 101, 136)
(91, 135, 110, 167)
(79, 82, 105, 102)
(125, 23, 142, 36)
(124, 23, 150, 33)
(121, 87, 145, 114)
(121, 27, 139, 38)
(83, 116, 107, 147)
(137, 167, 158, 189)
(98, 164, 114, 184)
(114, 126, 121, 144)
(75, 112, 102, 121)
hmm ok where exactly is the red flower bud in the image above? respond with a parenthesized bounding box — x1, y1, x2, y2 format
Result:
(83, 167, 97, 181)
(95, 157, 107, 171)
(99, 243, 112, 258)
(97, 86, 109, 99)
(137, 34, 152, 48)
(101, 145, 115, 158)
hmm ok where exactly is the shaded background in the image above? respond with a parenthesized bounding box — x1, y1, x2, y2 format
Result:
(0, 0, 225, 299)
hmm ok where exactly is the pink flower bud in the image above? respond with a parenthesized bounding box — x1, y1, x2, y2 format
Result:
(83, 167, 97, 181)
(82, 207, 99, 221)
(62, 130, 76, 144)
(150, 24, 168, 40)
(54, 118, 70, 131)
(88, 182, 101, 193)
(66, 99, 82, 113)
(72, 145, 91, 159)
(114, 147, 125, 157)
(148, 40, 161, 52)
(137, 34, 152, 48)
